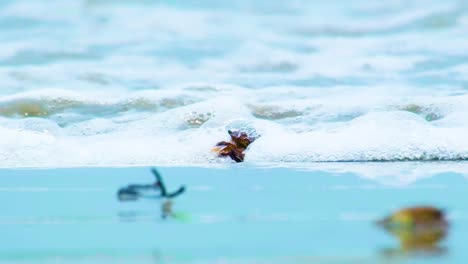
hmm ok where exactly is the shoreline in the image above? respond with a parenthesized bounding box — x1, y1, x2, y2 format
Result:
(2, 161, 467, 186)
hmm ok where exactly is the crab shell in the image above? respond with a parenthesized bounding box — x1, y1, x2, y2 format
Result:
(228, 130, 256, 149)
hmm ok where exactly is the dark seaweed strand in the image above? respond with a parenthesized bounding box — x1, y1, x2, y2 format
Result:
(127, 184, 156, 190)
(151, 168, 167, 197)
(166, 186, 186, 198)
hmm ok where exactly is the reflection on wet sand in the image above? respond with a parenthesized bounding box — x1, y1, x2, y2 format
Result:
(378, 206, 449, 258)
(161, 200, 173, 219)
(117, 200, 184, 222)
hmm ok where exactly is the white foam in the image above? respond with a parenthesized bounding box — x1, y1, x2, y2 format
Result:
(0, 0, 467, 182)
(0, 87, 466, 168)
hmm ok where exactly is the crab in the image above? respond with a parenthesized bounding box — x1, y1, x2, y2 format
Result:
(212, 130, 258, 162)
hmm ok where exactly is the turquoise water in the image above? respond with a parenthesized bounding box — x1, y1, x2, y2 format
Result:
(0, 0, 467, 167)
(1, 167, 468, 263)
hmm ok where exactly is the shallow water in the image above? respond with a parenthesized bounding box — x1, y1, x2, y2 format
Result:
(0, 0, 467, 168)
(1, 167, 468, 263)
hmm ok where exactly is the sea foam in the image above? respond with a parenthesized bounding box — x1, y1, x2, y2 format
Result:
(0, 0, 467, 178)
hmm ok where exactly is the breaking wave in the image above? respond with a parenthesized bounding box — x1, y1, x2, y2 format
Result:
(0, 86, 467, 168)
(0, 0, 467, 169)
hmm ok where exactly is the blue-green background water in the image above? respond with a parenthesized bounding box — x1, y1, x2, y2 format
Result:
(0, 0, 467, 167)
(1, 166, 468, 263)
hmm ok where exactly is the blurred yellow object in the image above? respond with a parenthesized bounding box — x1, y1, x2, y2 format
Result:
(378, 206, 448, 251)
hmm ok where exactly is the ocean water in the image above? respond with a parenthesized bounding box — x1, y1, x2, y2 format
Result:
(1, 167, 468, 263)
(1, 2, 468, 263)
(0, 0, 467, 171)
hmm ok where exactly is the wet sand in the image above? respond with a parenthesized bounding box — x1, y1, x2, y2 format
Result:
(0, 166, 467, 263)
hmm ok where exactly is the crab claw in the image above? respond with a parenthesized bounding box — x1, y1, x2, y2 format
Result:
(211, 146, 224, 153)
(213, 142, 235, 156)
